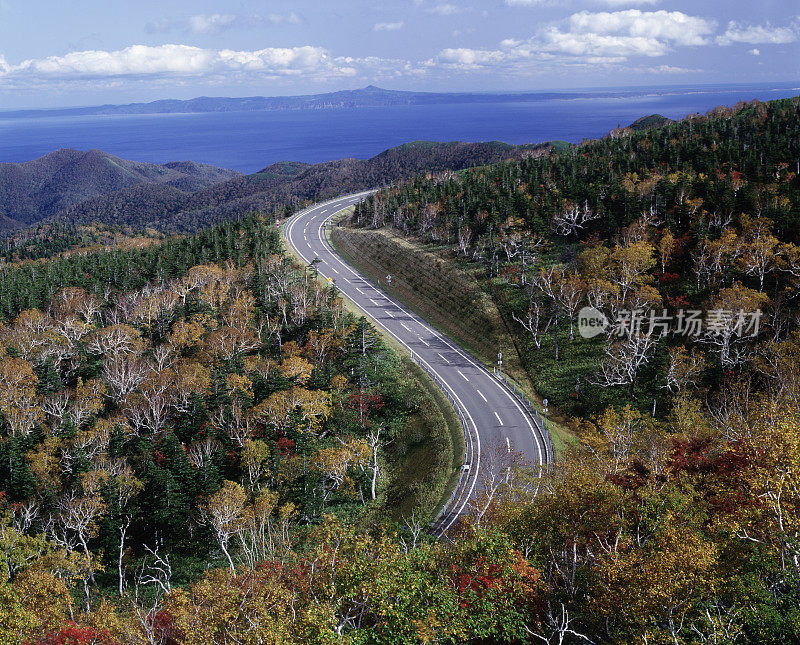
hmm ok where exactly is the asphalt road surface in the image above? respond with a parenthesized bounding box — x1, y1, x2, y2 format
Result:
(284, 191, 551, 534)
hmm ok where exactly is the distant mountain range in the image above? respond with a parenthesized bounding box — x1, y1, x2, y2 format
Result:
(0, 140, 551, 234)
(1, 85, 657, 119)
(0, 149, 239, 231)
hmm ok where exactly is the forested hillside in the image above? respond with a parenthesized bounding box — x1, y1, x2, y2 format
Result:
(353, 96, 800, 416)
(0, 140, 548, 240)
(45, 140, 550, 233)
(0, 211, 471, 642)
(0, 149, 239, 231)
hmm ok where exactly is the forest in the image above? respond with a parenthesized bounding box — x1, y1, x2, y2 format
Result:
(352, 96, 800, 418)
(0, 213, 460, 642)
(0, 96, 799, 643)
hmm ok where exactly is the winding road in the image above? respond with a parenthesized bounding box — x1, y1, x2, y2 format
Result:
(284, 191, 551, 534)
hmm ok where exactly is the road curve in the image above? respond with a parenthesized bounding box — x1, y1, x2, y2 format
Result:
(284, 192, 551, 534)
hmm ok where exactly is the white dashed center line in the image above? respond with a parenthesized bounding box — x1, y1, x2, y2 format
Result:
(476, 389, 487, 402)
(458, 370, 469, 382)
(494, 412, 504, 426)
(437, 352, 450, 364)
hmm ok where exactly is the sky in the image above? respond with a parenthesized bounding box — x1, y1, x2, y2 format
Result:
(0, 0, 797, 108)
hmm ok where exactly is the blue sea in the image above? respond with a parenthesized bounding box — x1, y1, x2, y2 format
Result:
(0, 83, 797, 173)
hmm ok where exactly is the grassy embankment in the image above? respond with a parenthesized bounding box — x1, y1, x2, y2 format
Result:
(386, 355, 464, 522)
(280, 214, 463, 523)
(328, 215, 574, 453)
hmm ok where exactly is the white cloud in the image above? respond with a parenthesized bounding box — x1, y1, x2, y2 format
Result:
(504, 10, 716, 61)
(527, 10, 713, 59)
(373, 21, 405, 32)
(566, 10, 714, 47)
(427, 4, 463, 16)
(538, 27, 669, 57)
(436, 48, 506, 69)
(749, 48, 760, 56)
(187, 14, 238, 35)
(428, 9, 715, 74)
(647, 64, 701, 73)
(0, 44, 356, 81)
(717, 21, 797, 46)
(415, 1, 475, 16)
(147, 13, 301, 36)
